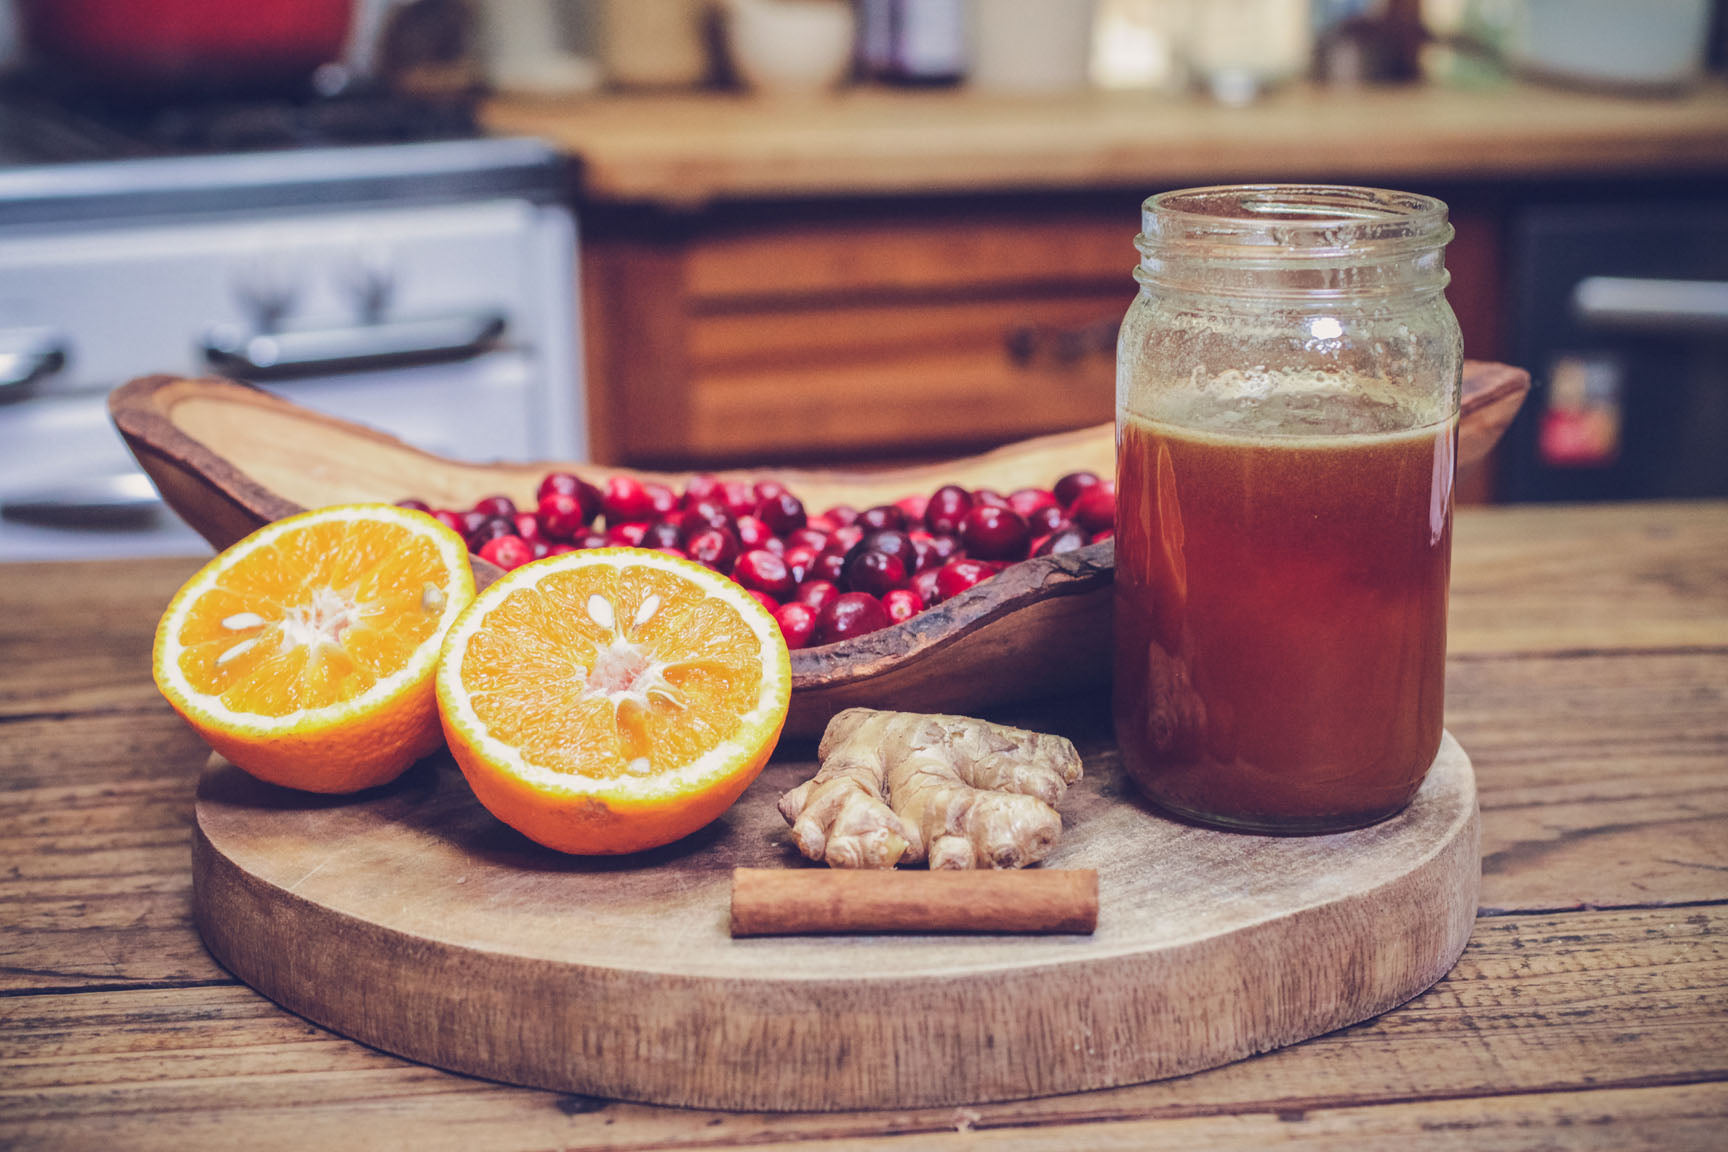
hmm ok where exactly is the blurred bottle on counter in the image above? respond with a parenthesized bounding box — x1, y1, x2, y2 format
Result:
(1311, 0, 1424, 85)
(858, 0, 967, 85)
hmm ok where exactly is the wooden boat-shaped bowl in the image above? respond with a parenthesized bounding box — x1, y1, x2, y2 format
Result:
(112, 364, 1527, 736)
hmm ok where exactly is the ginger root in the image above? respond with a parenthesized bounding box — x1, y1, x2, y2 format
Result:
(777, 708, 1084, 870)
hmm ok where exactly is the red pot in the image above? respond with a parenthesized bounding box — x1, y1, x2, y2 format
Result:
(18, 0, 356, 97)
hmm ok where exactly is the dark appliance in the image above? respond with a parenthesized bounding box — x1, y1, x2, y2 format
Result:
(1503, 197, 1728, 501)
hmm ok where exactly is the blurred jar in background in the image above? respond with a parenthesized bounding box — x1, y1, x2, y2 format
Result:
(1188, 0, 1312, 103)
(970, 0, 1097, 93)
(1092, 0, 1194, 93)
(601, 0, 711, 88)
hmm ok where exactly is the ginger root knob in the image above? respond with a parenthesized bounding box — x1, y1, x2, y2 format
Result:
(777, 708, 1084, 870)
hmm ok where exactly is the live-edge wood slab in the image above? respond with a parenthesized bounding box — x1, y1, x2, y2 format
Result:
(192, 733, 1480, 1112)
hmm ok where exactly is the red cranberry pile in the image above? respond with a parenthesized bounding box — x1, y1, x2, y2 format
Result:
(397, 471, 1114, 651)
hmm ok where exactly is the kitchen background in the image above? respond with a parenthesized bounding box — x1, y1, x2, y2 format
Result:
(1, 0, 1725, 561)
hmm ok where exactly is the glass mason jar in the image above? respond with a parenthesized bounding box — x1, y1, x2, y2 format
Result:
(1113, 184, 1463, 834)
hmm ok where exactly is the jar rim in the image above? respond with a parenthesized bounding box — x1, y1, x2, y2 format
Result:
(1139, 184, 1450, 260)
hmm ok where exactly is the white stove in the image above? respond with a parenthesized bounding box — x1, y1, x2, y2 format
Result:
(0, 132, 583, 561)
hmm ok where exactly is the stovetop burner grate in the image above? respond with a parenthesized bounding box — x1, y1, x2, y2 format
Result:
(0, 84, 482, 167)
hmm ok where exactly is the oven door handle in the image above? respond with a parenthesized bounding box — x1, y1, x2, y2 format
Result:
(1572, 277, 1728, 335)
(0, 330, 69, 404)
(0, 471, 164, 526)
(203, 312, 508, 380)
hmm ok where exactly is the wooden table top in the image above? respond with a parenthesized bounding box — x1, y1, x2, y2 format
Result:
(3, 500, 1725, 1149)
(482, 81, 1728, 207)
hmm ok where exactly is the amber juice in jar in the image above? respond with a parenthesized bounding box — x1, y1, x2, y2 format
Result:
(1114, 187, 1463, 833)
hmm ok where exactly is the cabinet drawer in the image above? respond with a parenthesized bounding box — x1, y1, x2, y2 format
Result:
(677, 291, 1126, 461)
(686, 214, 1132, 303)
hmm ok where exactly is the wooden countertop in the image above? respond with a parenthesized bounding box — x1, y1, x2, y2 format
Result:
(4, 500, 1727, 1148)
(483, 81, 1728, 206)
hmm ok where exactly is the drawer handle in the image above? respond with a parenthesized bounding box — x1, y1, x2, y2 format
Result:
(1004, 320, 1119, 368)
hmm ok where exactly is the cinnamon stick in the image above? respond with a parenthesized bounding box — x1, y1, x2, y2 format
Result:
(730, 868, 1098, 936)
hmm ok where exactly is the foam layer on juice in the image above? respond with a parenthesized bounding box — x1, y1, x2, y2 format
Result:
(1130, 370, 1450, 440)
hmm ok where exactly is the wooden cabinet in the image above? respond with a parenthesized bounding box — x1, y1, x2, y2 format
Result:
(582, 193, 1506, 470)
(582, 203, 1137, 467)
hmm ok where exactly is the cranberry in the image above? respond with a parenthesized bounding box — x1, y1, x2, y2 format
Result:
(746, 589, 781, 616)
(644, 482, 679, 518)
(530, 540, 551, 560)
(733, 549, 795, 600)
(685, 526, 740, 574)
(537, 473, 602, 523)
(924, 532, 961, 566)
(1054, 470, 1102, 509)
(653, 546, 687, 560)
(602, 476, 655, 524)
(882, 587, 923, 624)
(857, 504, 907, 532)
(735, 514, 777, 552)
(574, 531, 608, 550)
(536, 492, 588, 541)
(775, 602, 817, 650)
(923, 484, 973, 534)
(794, 579, 841, 616)
(912, 567, 943, 607)
(1009, 487, 1060, 521)
(1034, 525, 1091, 556)
(679, 499, 735, 541)
(467, 516, 515, 551)
(959, 506, 1031, 561)
(821, 524, 866, 557)
(478, 534, 533, 570)
(754, 479, 789, 504)
(606, 522, 650, 547)
(720, 479, 757, 520)
(936, 558, 1001, 601)
(472, 494, 517, 520)
(805, 513, 841, 534)
(461, 508, 490, 535)
(971, 488, 1011, 512)
(682, 474, 723, 507)
(1027, 504, 1067, 535)
(844, 549, 910, 597)
(547, 542, 577, 556)
(783, 544, 820, 584)
(431, 509, 466, 536)
(821, 504, 859, 528)
(396, 498, 431, 513)
(1070, 486, 1116, 534)
(808, 551, 847, 584)
(784, 526, 830, 553)
(512, 513, 545, 544)
(895, 492, 930, 524)
(642, 520, 684, 550)
(756, 491, 807, 535)
(1091, 529, 1115, 543)
(816, 591, 891, 644)
(858, 529, 916, 565)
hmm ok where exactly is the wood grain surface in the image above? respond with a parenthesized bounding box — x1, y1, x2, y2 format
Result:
(481, 83, 1728, 206)
(3, 501, 1725, 1148)
(190, 728, 1475, 1110)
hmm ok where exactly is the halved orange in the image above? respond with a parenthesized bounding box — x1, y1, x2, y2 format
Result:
(153, 504, 476, 793)
(436, 548, 792, 855)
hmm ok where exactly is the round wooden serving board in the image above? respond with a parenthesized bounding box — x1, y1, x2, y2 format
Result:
(192, 730, 1480, 1112)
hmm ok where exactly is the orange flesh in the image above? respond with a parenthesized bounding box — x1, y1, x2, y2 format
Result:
(174, 519, 452, 717)
(458, 564, 765, 780)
